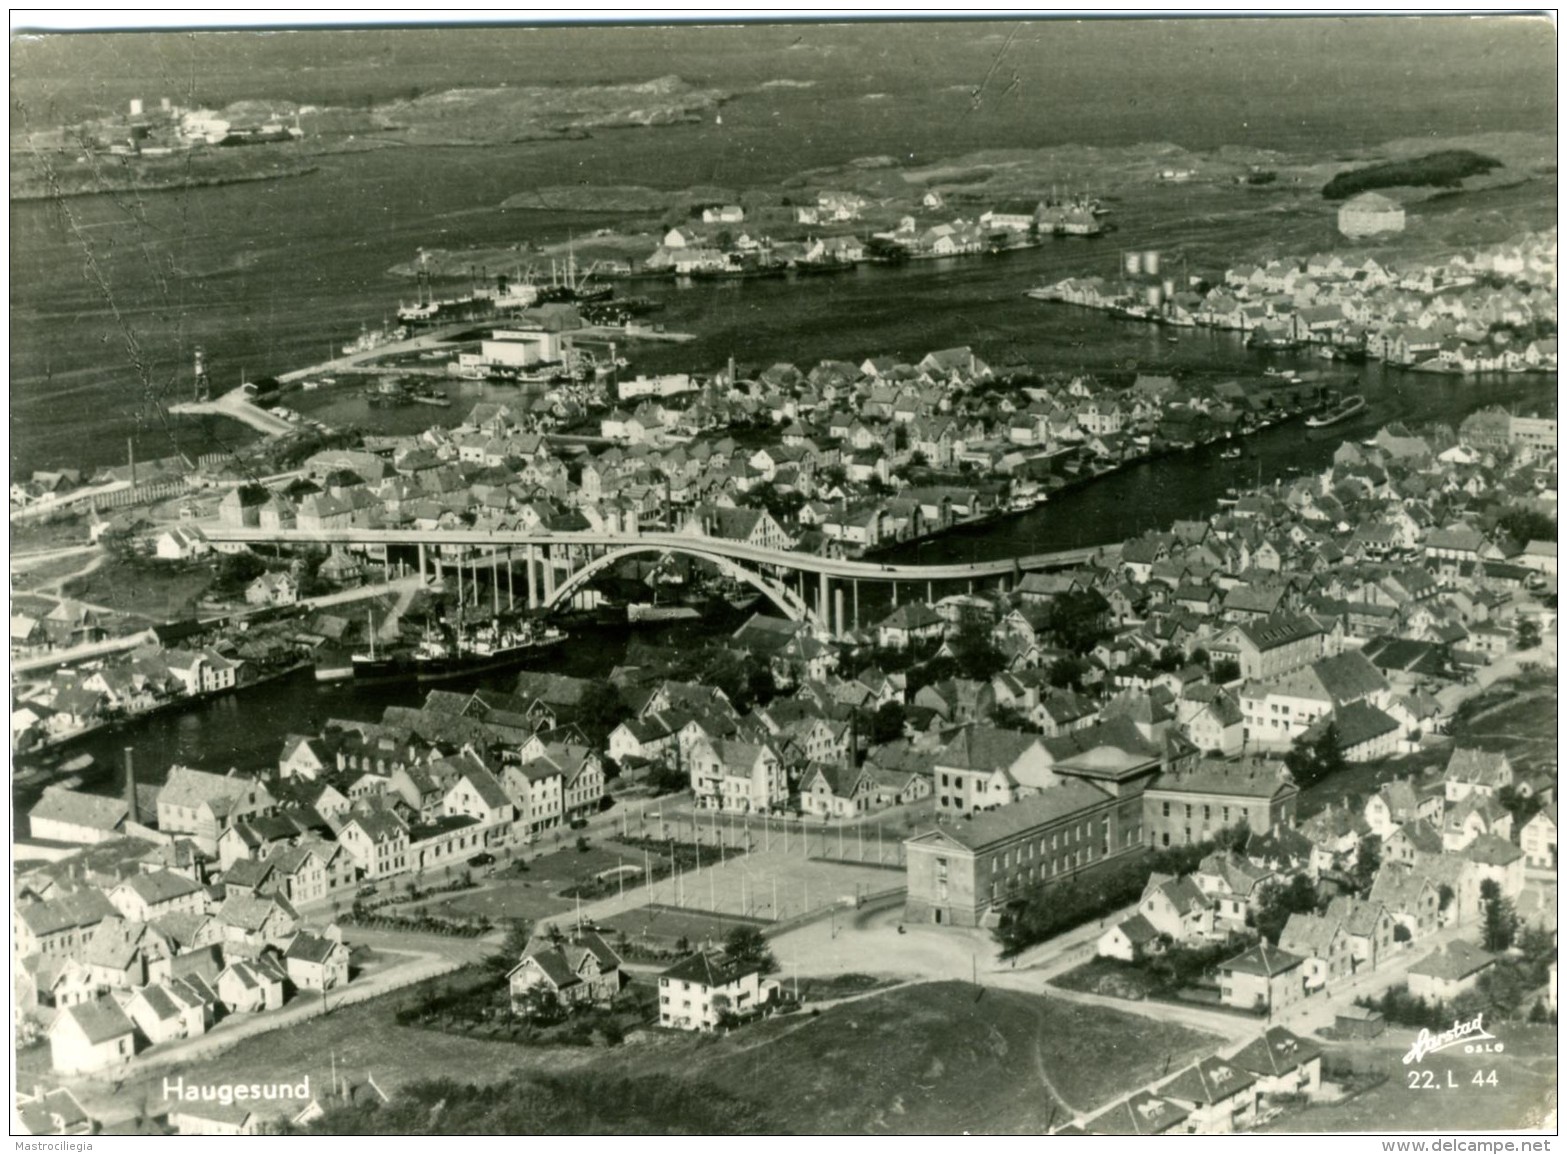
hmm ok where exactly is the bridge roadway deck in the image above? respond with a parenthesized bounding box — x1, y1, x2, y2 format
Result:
(200, 526, 1110, 581)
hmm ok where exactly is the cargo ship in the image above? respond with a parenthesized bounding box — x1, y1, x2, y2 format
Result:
(1305, 394, 1367, 429)
(412, 619, 568, 682)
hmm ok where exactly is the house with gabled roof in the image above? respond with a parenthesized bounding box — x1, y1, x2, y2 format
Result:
(1156, 1054, 1259, 1134)
(1230, 1025, 1323, 1100)
(28, 787, 130, 845)
(215, 955, 287, 1015)
(157, 766, 275, 853)
(1442, 747, 1514, 803)
(283, 930, 351, 991)
(1369, 861, 1441, 940)
(508, 930, 625, 1011)
(124, 976, 212, 1045)
(14, 1086, 93, 1136)
(1408, 941, 1497, 1002)
(658, 951, 776, 1031)
(1096, 911, 1166, 962)
(1193, 850, 1274, 930)
(217, 891, 300, 955)
(106, 870, 207, 923)
(1138, 873, 1215, 942)
(1278, 912, 1351, 990)
(1363, 777, 1443, 839)
(799, 762, 879, 818)
(48, 998, 137, 1073)
(1322, 895, 1396, 971)
(1218, 942, 1306, 1014)
(1084, 1089, 1190, 1135)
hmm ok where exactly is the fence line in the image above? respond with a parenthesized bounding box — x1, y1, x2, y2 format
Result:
(626, 807, 909, 868)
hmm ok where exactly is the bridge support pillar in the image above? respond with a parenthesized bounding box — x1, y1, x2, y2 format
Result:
(852, 580, 859, 629)
(418, 543, 428, 584)
(526, 545, 538, 609)
(834, 588, 845, 639)
(929, 580, 935, 604)
(543, 546, 557, 600)
(890, 581, 897, 607)
(435, 552, 444, 583)
(492, 552, 500, 615)
(818, 572, 829, 630)
(506, 548, 514, 610)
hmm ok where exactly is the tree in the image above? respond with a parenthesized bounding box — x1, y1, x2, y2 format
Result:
(1480, 878, 1518, 952)
(869, 700, 907, 744)
(648, 759, 690, 796)
(1494, 505, 1557, 545)
(1516, 619, 1541, 651)
(488, 918, 535, 974)
(1351, 834, 1382, 894)
(1046, 654, 1088, 691)
(573, 681, 627, 746)
(1285, 723, 1347, 789)
(723, 925, 778, 975)
(216, 550, 266, 592)
(1042, 589, 1112, 652)
(991, 704, 1042, 734)
(1497, 785, 1543, 830)
(516, 986, 564, 1024)
(1393, 923, 1412, 943)
(1254, 873, 1320, 945)
(949, 616, 1006, 681)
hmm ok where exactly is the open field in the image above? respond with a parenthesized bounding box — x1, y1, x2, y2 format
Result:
(61, 555, 217, 622)
(600, 905, 767, 952)
(618, 980, 1222, 1133)
(417, 881, 575, 927)
(1265, 1026, 1557, 1133)
(630, 842, 906, 922)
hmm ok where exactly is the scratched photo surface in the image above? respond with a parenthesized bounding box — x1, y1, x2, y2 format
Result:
(8, 15, 1557, 1138)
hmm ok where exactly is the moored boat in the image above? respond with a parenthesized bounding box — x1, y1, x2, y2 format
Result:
(1305, 394, 1367, 428)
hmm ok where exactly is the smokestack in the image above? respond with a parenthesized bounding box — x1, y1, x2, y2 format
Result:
(125, 746, 139, 825)
(127, 438, 136, 488)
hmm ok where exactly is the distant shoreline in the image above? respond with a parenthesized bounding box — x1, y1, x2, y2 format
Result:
(9, 163, 321, 203)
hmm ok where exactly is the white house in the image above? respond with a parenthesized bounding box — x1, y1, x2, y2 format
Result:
(658, 952, 776, 1031)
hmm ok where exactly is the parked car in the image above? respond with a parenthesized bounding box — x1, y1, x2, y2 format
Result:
(468, 852, 496, 867)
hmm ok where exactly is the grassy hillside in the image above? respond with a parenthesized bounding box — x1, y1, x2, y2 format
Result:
(668, 981, 1220, 1133)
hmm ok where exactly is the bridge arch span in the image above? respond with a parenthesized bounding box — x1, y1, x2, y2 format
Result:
(542, 544, 821, 627)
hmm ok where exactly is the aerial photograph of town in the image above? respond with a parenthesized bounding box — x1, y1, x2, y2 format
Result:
(6, 12, 1557, 1140)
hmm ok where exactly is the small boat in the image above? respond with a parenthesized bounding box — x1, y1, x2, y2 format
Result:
(1305, 394, 1367, 428)
(314, 648, 354, 682)
(1216, 487, 1241, 507)
(1219, 446, 1243, 460)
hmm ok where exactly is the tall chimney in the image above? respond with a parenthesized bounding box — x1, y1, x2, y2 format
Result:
(125, 746, 139, 825)
(127, 438, 136, 488)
